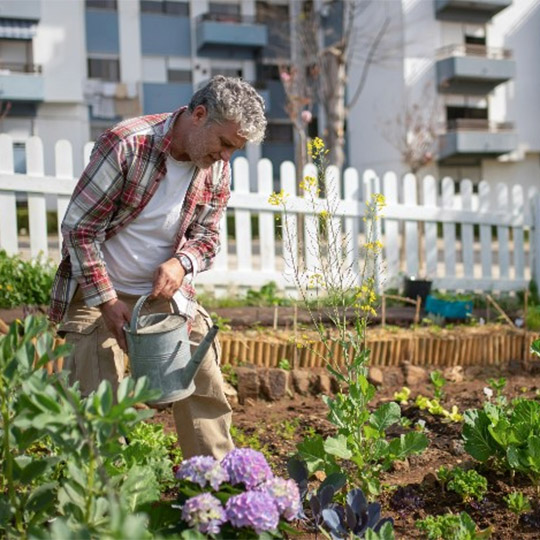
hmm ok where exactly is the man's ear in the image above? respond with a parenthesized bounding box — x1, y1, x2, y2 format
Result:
(192, 105, 208, 125)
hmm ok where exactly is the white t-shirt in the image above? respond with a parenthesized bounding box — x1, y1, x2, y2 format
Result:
(101, 156, 195, 295)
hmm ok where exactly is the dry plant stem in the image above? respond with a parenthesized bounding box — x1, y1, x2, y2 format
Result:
(485, 294, 516, 327)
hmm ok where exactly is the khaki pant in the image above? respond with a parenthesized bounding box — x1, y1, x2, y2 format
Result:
(59, 289, 234, 460)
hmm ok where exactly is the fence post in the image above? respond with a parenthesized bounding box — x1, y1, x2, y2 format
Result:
(534, 193, 540, 289)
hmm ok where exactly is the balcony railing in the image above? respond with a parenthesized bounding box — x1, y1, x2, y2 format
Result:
(437, 44, 512, 60)
(446, 119, 514, 132)
(0, 62, 42, 74)
(197, 13, 258, 24)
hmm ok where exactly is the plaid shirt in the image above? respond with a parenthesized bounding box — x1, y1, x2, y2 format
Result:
(48, 107, 231, 323)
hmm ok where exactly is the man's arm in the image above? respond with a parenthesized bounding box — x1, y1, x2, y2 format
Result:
(62, 131, 132, 349)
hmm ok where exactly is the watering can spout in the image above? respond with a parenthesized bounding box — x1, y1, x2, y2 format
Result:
(182, 325, 219, 387)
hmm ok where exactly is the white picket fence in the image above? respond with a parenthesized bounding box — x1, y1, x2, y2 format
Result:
(0, 134, 539, 293)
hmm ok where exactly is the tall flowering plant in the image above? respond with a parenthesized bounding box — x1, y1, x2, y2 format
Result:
(269, 138, 427, 497)
(173, 448, 300, 538)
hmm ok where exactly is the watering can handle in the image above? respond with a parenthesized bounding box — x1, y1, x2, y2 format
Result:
(129, 294, 182, 334)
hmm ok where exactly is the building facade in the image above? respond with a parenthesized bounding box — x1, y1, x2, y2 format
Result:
(0, 0, 538, 192)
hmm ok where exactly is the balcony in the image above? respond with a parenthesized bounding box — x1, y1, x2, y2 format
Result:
(435, 0, 512, 23)
(436, 44, 515, 95)
(0, 63, 43, 102)
(196, 13, 267, 55)
(0, 0, 41, 21)
(438, 119, 518, 164)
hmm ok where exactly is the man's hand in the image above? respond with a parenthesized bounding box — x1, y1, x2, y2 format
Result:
(99, 298, 131, 352)
(150, 258, 185, 301)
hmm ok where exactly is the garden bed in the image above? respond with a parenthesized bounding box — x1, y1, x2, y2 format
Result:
(151, 364, 540, 539)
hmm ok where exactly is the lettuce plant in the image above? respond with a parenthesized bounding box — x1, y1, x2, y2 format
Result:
(504, 491, 531, 515)
(416, 511, 491, 539)
(436, 466, 488, 503)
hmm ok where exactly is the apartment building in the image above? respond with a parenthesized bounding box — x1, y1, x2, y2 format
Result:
(348, 0, 540, 193)
(0, 0, 538, 193)
(0, 0, 294, 176)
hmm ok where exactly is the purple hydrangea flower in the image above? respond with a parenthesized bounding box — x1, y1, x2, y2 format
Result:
(181, 493, 227, 535)
(257, 477, 301, 521)
(221, 448, 273, 489)
(226, 491, 280, 534)
(175, 455, 229, 490)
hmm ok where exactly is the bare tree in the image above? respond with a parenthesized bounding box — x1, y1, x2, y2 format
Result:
(382, 83, 441, 277)
(382, 83, 440, 175)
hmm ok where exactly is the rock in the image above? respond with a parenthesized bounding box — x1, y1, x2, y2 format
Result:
(402, 362, 429, 386)
(421, 472, 438, 489)
(443, 365, 464, 384)
(259, 368, 289, 401)
(312, 372, 332, 395)
(383, 367, 405, 388)
(292, 369, 311, 395)
(368, 366, 384, 386)
(236, 367, 259, 404)
(449, 439, 466, 457)
(223, 381, 238, 406)
(391, 458, 410, 473)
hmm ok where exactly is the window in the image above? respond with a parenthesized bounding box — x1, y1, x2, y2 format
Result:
(208, 2, 241, 22)
(167, 69, 192, 83)
(87, 57, 120, 81)
(85, 0, 117, 10)
(140, 1, 189, 16)
(266, 123, 293, 143)
(210, 67, 243, 78)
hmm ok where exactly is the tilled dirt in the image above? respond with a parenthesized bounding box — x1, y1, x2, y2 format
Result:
(151, 366, 540, 539)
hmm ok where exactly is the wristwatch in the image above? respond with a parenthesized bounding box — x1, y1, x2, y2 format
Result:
(174, 253, 193, 274)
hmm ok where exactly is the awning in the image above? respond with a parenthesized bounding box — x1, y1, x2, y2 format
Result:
(0, 18, 37, 40)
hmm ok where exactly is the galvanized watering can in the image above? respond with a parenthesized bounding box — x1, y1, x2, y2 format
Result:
(124, 294, 218, 405)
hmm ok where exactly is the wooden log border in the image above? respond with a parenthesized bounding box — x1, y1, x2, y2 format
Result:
(219, 329, 540, 368)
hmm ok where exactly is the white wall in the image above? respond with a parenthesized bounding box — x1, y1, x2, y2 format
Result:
(33, 0, 86, 103)
(483, 153, 540, 194)
(347, 0, 404, 175)
(119, 0, 142, 86)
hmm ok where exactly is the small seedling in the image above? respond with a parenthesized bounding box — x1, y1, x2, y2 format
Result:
(394, 386, 411, 405)
(278, 358, 292, 371)
(430, 370, 447, 400)
(505, 491, 531, 515)
(437, 466, 488, 503)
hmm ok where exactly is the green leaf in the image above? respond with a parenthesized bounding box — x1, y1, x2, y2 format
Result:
(527, 436, 540, 473)
(296, 435, 326, 475)
(17, 457, 52, 485)
(119, 465, 160, 511)
(26, 482, 57, 517)
(388, 432, 428, 459)
(366, 522, 395, 540)
(463, 409, 497, 462)
(96, 381, 114, 416)
(324, 434, 352, 459)
(369, 402, 401, 432)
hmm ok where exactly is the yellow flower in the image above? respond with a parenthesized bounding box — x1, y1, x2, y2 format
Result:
(268, 189, 290, 206)
(319, 210, 329, 221)
(308, 137, 325, 159)
(6, 284, 13, 291)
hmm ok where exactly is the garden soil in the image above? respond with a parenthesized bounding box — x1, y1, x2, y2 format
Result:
(150, 366, 540, 539)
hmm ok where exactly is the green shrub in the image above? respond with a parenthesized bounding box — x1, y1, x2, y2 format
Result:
(0, 250, 56, 308)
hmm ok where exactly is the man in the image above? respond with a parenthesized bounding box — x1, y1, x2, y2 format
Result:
(48, 76, 267, 459)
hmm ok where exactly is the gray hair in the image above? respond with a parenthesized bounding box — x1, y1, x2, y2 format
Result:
(189, 76, 267, 144)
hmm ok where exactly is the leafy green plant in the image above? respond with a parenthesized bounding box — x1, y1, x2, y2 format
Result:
(278, 358, 292, 371)
(526, 306, 540, 331)
(0, 250, 57, 308)
(487, 377, 507, 403)
(532, 339, 540, 358)
(221, 363, 238, 388)
(430, 370, 446, 400)
(393, 386, 411, 405)
(504, 491, 531, 515)
(437, 466, 488, 503)
(416, 512, 491, 539)
(415, 395, 463, 423)
(463, 398, 540, 491)
(245, 281, 291, 307)
(0, 315, 168, 538)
